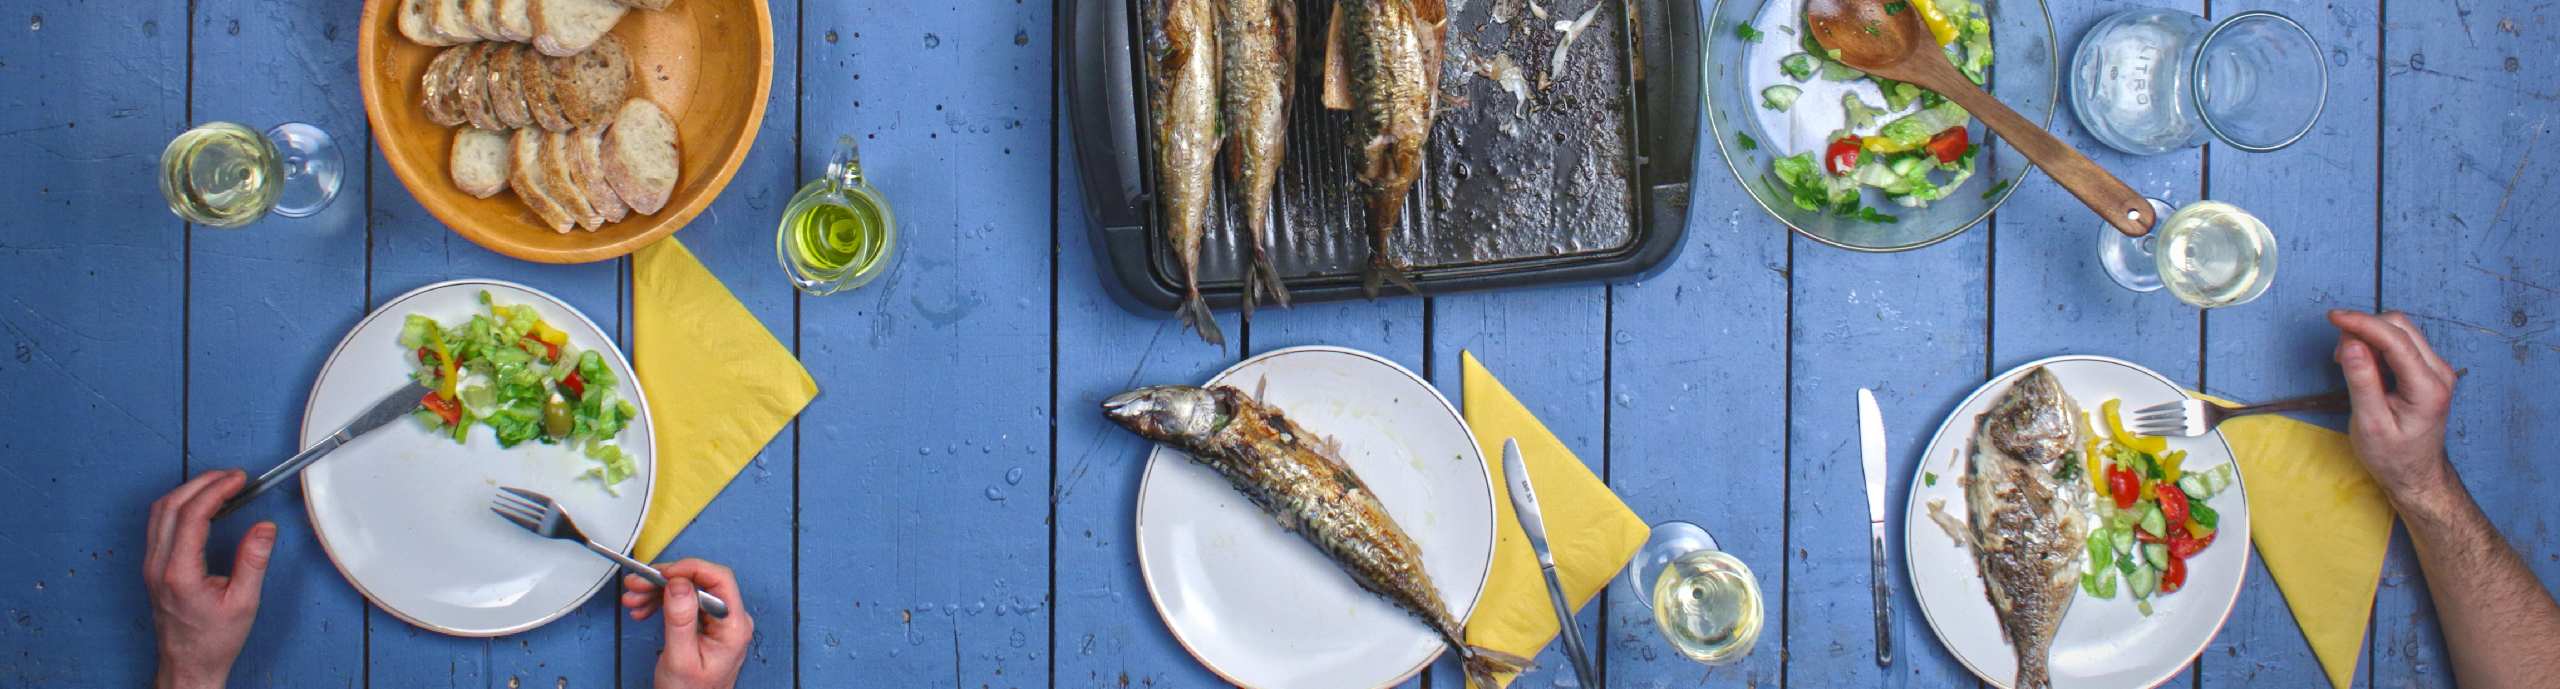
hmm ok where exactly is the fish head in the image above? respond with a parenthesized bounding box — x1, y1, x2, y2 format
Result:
(1102, 385, 1231, 443)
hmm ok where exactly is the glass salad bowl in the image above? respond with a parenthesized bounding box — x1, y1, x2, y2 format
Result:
(1704, 0, 2057, 251)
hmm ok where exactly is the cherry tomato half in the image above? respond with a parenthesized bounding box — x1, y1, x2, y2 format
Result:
(420, 391, 462, 426)
(2108, 466, 2140, 510)
(2161, 555, 2188, 594)
(1924, 127, 1970, 164)
(2157, 483, 2190, 525)
(1825, 136, 1864, 175)
(2170, 528, 2216, 560)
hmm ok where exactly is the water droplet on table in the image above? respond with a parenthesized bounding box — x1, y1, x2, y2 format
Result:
(1005, 467, 1024, 485)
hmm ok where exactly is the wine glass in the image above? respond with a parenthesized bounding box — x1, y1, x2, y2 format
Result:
(158, 122, 343, 228)
(2098, 197, 2279, 308)
(2071, 9, 2328, 156)
(1625, 521, 1764, 665)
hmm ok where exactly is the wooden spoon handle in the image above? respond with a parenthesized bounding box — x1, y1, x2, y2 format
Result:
(1925, 71, 2157, 237)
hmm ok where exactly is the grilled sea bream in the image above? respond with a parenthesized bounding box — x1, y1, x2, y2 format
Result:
(1219, 0, 1295, 316)
(1104, 385, 1529, 687)
(1963, 367, 2092, 689)
(1340, 0, 1447, 297)
(1148, 0, 1226, 345)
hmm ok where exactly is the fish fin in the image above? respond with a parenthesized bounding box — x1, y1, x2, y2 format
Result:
(1320, 1, 1352, 110)
(1361, 256, 1421, 299)
(1460, 646, 1533, 688)
(1256, 255, 1292, 308)
(1274, 0, 1298, 95)
(1178, 292, 1226, 348)
(1239, 267, 1259, 322)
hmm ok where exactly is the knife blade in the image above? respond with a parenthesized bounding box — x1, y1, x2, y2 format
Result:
(1501, 438, 1601, 689)
(1857, 388, 1893, 667)
(217, 381, 435, 519)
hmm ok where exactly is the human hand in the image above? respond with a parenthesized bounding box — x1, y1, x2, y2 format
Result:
(621, 559, 753, 689)
(2330, 309, 2460, 506)
(145, 470, 277, 689)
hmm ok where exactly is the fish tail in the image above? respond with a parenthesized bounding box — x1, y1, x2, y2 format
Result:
(2014, 652, 2052, 689)
(1252, 247, 1291, 309)
(1177, 289, 1226, 348)
(1361, 253, 1420, 299)
(1458, 645, 1533, 689)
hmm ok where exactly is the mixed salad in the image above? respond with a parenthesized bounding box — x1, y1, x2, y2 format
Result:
(1744, 0, 1997, 221)
(400, 291, 639, 494)
(2077, 398, 2235, 615)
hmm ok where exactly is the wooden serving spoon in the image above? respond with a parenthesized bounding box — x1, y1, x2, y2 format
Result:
(1805, 0, 2156, 236)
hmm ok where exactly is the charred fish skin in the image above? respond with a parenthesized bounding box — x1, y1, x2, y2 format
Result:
(1344, 0, 1445, 298)
(1149, 0, 1226, 346)
(1218, 0, 1295, 316)
(1102, 385, 1528, 687)
(1963, 367, 2090, 689)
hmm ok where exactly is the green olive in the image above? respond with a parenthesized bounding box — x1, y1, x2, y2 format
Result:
(543, 396, 573, 439)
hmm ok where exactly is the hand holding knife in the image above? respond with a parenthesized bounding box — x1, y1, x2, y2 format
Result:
(1858, 388, 1894, 668)
(1501, 438, 1602, 689)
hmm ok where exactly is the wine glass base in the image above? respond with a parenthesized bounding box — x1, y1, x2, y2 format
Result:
(1626, 521, 1719, 610)
(2099, 197, 2177, 293)
(266, 122, 342, 219)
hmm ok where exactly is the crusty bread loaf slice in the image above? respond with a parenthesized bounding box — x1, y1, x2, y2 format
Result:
(615, 0, 673, 11)
(572, 127, 629, 223)
(457, 44, 501, 130)
(557, 35, 631, 128)
(450, 127, 513, 198)
(600, 97, 678, 215)
(462, 0, 502, 41)
(495, 0, 535, 42)
(530, 0, 626, 57)
(430, 0, 480, 43)
(487, 46, 533, 129)
(509, 129, 577, 233)
(399, 0, 463, 46)
(518, 48, 572, 131)
(541, 130, 604, 230)
(420, 46, 470, 127)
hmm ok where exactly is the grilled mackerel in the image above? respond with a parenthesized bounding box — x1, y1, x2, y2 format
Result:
(1964, 367, 2092, 689)
(1148, 0, 1226, 345)
(1219, 0, 1296, 316)
(1103, 385, 1528, 687)
(1342, 0, 1446, 297)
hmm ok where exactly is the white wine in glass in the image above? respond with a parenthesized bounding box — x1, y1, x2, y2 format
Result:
(2099, 199, 2278, 308)
(158, 121, 341, 228)
(1626, 521, 1765, 665)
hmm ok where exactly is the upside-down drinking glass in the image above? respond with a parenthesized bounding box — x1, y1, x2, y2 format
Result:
(2071, 9, 2328, 155)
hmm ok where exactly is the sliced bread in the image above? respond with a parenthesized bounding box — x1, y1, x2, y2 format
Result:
(529, 0, 626, 57)
(616, 0, 673, 11)
(541, 130, 604, 230)
(518, 47, 572, 131)
(508, 129, 578, 233)
(557, 35, 631, 128)
(495, 0, 535, 42)
(419, 46, 470, 127)
(398, 0, 463, 46)
(456, 44, 501, 130)
(487, 45, 533, 129)
(600, 97, 678, 215)
(430, 0, 480, 43)
(462, 0, 502, 41)
(450, 127, 513, 198)
(572, 127, 629, 223)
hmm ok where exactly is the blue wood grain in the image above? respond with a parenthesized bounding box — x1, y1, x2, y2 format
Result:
(793, 2, 1054, 686)
(609, 0, 801, 685)
(365, 147, 627, 688)
(0, 2, 186, 687)
(2197, 1, 2382, 686)
(1601, 181, 1792, 687)
(181, 0, 371, 686)
(1049, 121, 1236, 688)
(2373, 0, 2560, 685)
(1789, 235, 1985, 687)
(1423, 284, 1608, 689)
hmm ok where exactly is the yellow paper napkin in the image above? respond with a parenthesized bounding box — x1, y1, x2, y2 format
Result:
(630, 239, 818, 561)
(2204, 393, 2393, 689)
(1460, 352, 1649, 687)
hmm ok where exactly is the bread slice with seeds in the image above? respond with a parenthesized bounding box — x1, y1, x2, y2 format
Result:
(419, 46, 470, 127)
(450, 127, 513, 198)
(600, 98, 679, 215)
(557, 36, 631, 128)
(456, 44, 501, 130)
(486, 45, 533, 129)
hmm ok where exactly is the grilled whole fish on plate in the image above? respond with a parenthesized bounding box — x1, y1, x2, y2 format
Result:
(1963, 366, 2093, 689)
(1147, 0, 1226, 345)
(1219, 0, 1296, 316)
(1105, 384, 1529, 687)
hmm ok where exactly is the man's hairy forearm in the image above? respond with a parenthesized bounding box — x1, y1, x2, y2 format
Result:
(2395, 472, 2560, 689)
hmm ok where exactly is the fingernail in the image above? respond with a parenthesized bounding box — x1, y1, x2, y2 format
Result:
(670, 579, 693, 596)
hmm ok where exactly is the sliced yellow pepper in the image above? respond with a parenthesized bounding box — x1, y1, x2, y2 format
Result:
(2160, 449, 2187, 485)
(435, 340, 458, 402)
(1906, 0, 1961, 46)
(1863, 136, 1921, 154)
(2100, 399, 2169, 455)
(530, 321, 569, 347)
(2185, 520, 2212, 539)
(2086, 438, 2107, 497)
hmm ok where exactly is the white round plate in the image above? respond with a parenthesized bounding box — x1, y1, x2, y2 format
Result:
(301, 279, 655, 636)
(1907, 355, 2250, 689)
(1135, 346, 1497, 689)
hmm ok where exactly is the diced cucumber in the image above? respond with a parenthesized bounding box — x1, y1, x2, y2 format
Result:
(2139, 503, 2167, 538)
(1819, 59, 1866, 81)
(2178, 473, 2213, 500)
(2138, 599, 2155, 616)
(2116, 549, 2138, 575)
(2087, 532, 2114, 571)
(1779, 53, 1818, 81)
(2211, 464, 2236, 492)
(2112, 526, 2136, 556)
(2145, 543, 2171, 570)
(1762, 85, 1802, 111)
(2130, 565, 2158, 598)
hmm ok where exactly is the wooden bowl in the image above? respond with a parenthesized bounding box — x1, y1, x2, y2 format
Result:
(359, 0, 773, 264)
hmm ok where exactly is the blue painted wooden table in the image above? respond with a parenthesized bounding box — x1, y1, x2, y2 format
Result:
(2, 0, 2553, 686)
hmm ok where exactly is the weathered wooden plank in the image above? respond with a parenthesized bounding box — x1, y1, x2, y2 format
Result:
(609, 0, 801, 685)
(1984, 0, 2204, 685)
(2373, 0, 2560, 685)
(1422, 284, 1608, 689)
(1049, 117, 1237, 688)
(793, 3, 1054, 686)
(180, 0, 371, 685)
(2197, 1, 2382, 686)
(1789, 234, 1985, 687)
(0, 2, 187, 687)
(1602, 179, 1792, 687)
(364, 148, 626, 687)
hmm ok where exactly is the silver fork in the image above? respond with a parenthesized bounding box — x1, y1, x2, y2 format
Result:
(490, 486, 730, 619)
(2132, 391, 2351, 437)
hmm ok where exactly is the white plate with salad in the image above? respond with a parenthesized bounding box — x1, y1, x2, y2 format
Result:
(1906, 355, 2249, 689)
(301, 279, 653, 637)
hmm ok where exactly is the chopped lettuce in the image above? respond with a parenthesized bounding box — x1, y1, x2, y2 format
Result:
(1842, 92, 1888, 131)
(405, 296, 638, 492)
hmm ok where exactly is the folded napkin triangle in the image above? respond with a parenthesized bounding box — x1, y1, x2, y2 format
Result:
(2204, 396, 2392, 689)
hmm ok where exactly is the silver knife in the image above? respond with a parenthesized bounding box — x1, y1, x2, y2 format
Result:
(1857, 388, 1893, 667)
(217, 381, 435, 519)
(1502, 438, 1601, 689)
